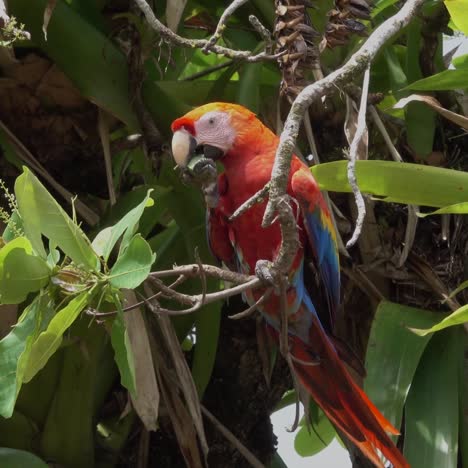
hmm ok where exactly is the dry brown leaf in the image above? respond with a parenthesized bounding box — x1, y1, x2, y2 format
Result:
(42, 0, 57, 41)
(123, 290, 159, 432)
(344, 95, 368, 160)
(166, 0, 188, 32)
(0, 304, 17, 339)
(394, 94, 468, 131)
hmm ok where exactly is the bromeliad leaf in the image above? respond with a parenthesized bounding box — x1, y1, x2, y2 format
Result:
(0, 237, 51, 304)
(92, 190, 154, 262)
(312, 161, 468, 208)
(14, 168, 98, 272)
(404, 329, 461, 468)
(0, 448, 48, 468)
(108, 235, 155, 290)
(364, 301, 442, 431)
(405, 69, 468, 91)
(111, 304, 136, 397)
(411, 304, 468, 336)
(22, 291, 91, 383)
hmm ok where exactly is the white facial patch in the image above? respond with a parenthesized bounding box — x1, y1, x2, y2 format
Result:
(194, 111, 236, 153)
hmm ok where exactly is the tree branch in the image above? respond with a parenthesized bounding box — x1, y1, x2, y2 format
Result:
(133, 0, 280, 62)
(263, 0, 426, 272)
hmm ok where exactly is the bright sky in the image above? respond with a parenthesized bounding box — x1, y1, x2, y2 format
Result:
(272, 407, 351, 467)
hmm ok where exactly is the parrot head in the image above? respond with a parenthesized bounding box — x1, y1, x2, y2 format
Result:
(171, 102, 260, 168)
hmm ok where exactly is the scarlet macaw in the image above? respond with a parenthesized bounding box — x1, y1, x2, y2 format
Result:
(171, 102, 408, 468)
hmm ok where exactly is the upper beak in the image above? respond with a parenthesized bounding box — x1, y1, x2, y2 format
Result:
(172, 129, 226, 168)
(171, 129, 197, 168)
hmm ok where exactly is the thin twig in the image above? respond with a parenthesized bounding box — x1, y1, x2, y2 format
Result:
(201, 406, 265, 468)
(150, 264, 254, 284)
(249, 15, 273, 52)
(134, 0, 280, 62)
(98, 109, 117, 205)
(182, 60, 234, 81)
(203, 0, 249, 52)
(229, 184, 270, 221)
(228, 289, 273, 320)
(346, 65, 370, 248)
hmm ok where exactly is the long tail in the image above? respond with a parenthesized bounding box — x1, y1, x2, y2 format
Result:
(288, 314, 409, 468)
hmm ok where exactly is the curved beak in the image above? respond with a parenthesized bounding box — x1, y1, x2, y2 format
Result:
(172, 129, 226, 169)
(171, 129, 197, 168)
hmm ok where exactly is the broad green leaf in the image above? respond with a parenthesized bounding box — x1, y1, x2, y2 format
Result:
(10, 0, 138, 128)
(294, 403, 336, 457)
(404, 329, 461, 468)
(108, 235, 155, 289)
(0, 237, 51, 304)
(269, 452, 288, 468)
(40, 317, 110, 467)
(311, 161, 468, 208)
(93, 190, 153, 261)
(453, 53, 468, 70)
(237, 63, 262, 114)
(0, 296, 42, 418)
(444, 0, 468, 35)
(411, 303, 468, 336)
(460, 333, 468, 468)
(0, 448, 48, 468)
(418, 202, 468, 216)
(364, 301, 441, 430)
(111, 309, 136, 397)
(405, 19, 435, 157)
(22, 291, 90, 383)
(0, 409, 39, 451)
(191, 302, 221, 397)
(14, 168, 98, 271)
(1, 210, 23, 243)
(406, 69, 468, 91)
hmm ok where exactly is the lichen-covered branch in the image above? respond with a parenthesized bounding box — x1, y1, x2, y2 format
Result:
(264, 0, 426, 272)
(134, 0, 279, 62)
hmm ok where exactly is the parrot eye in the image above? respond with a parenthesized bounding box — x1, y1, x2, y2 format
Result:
(208, 117, 215, 125)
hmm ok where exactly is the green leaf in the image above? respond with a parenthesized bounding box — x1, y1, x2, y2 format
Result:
(93, 190, 153, 262)
(237, 63, 262, 114)
(191, 302, 221, 397)
(364, 301, 442, 430)
(444, 0, 468, 35)
(22, 291, 90, 383)
(40, 317, 111, 467)
(452, 53, 468, 70)
(411, 303, 468, 336)
(108, 235, 155, 289)
(311, 161, 468, 208)
(269, 452, 288, 468)
(14, 168, 98, 271)
(405, 19, 435, 157)
(0, 237, 51, 304)
(0, 409, 39, 451)
(294, 403, 336, 457)
(406, 69, 468, 91)
(0, 448, 48, 468)
(404, 328, 461, 468)
(0, 296, 43, 418)
(111, 307, 136, 397)
(9, 0, 138, 128)
(418, 202, 468, 216)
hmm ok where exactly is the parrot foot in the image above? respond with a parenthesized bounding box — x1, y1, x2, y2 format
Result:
(181, 158, 220, 208)
(255, 260, 280, 287)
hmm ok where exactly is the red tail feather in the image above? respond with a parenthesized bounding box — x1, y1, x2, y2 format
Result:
(289, 317, 409, 468)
